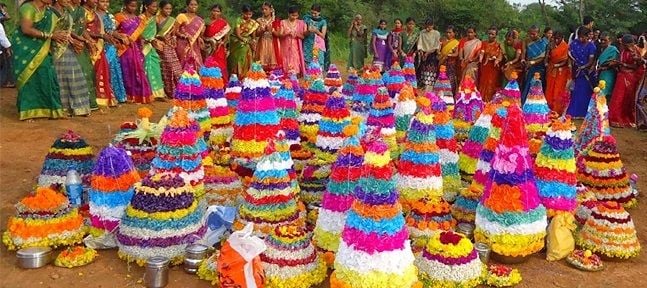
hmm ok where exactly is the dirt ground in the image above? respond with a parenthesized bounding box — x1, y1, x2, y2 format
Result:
(0, 86, 646, 288)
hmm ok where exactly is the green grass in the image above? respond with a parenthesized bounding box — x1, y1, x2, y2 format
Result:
(328, 32, 350, 69)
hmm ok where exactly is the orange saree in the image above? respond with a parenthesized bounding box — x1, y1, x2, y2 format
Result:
(478, 40, 502, 102)
(545, 40, 570, 115)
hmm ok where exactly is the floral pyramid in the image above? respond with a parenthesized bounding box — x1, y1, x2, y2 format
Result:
(88, 145, 140, 236)
(274, 131, 300, 195)
(38, 130, 94, 189)
(299, 161, 332, 208)
(383, 62, 406, 99)
(224, 74, 242, 117)
(324, 64, 343, 94)
(535, 117, 577, 217)
(501, 73, 522, 105)
(433, 65, 454, 108)
(113, 108, 164, 177)
(475, 104, 548, 258)
(351, 67, 383, 117)
(403, 56, 417, 89)
(367, 87, 398, 157)
(331, 139, 418, 288)
(394, 83, 417, 143)
(574, 83, 610, 160)
(3, 187, 86, 250)
(174, 67, 211, 135)
(299, 78, 328, 145)
(203, 154, 242, 206)
(453, 75, 484, 143)
(201, 66, 232, 150)
(458, 103, 498, 182)
(275, 80, 301, 148)
(342, 68, 359, 101)
(522, 73, 551, 156)
(288, 70, 305, 105)
(313, 124, 364, 253)
(116, 173, 207, 265)
(576, 201, 640, 259)
(428, 93, 461, 201)
(314, 91, 351, 164)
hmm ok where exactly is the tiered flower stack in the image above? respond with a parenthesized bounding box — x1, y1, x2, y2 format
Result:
(574, 84, 610, 161)
(299, 78, 328, 145)
(224, 74, 242, 117)
(383, 62, 406, 99)
(342, 68, 359, 101)
(403, 56, 417, 89)
(433, 65, 454, 108)
(174, 67, 211, 136)
(452, 75, 484, 143)
(522, 73, 551, 156)
(200, 66, 232, 150)
(275, 80, 301, 148)
(429, 93, 461, 201)
(288, 71, 305, 105)
(305, 58, 323, 88)
(458, 103, 497, 183)
(203, 155, 242, 206)
(38, 130, 94, 189)
(394, 83, 417, 144)
(576, 201, 641, 259)
(367, 87, 398, 157)
(324, 64, 343, 94)
(351, 67, 383, 117)
(313, 91, 352, 164)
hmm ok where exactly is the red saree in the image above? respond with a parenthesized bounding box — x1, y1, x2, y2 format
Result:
(86, 8, 115, 106)
(545, 40, 570, 115)
(609, 48, 645, 127)
(176, 13, 205, 68)
(204, 17, 230, 81)
(478, 40, 502, 102)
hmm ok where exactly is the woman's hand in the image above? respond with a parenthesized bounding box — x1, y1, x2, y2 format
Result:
(52, 31, 69, 44)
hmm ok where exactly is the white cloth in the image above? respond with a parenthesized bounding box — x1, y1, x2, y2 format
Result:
(417, 29, 440, 52)
(0, 23, 10, 55)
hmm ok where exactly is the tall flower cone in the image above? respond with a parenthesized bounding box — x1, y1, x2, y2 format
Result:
(574, 83, 610, 162)
(113, 108, 164, 177)
(314, 91, 352, 164)
(38, 130, 95, 189)
(403, 56, 418, 89)
(275, 80, 301, 148)
(174, 67, 211, 135)
(305, 55, 323, 89)
(522, 73, 551, 156)
(201, 67, 232, 158)
(203, 154, 242, 206)
(325, 64, 343, 94)
(314, 124, 364, 254)
(383, 62, 406, 99)
(535, 117, 577, 217)
(395, 83, 417, 144)
(274, 131, 300, 195)
(351, 67, 383, 117)
(433, 65, 454, 108)
(453, 75, 484, 143)
(367, 87, 398, 158)
(428, 92, 461, 202)
(575, 201, 641, 259)
(299, 78, 328, 145)
(332, 139, 418, 288)
(475, 104, 548, 258)
(500, 72, 522, 105)
(458, 103, 498, 182)
(342, 68, 359, 101)
(224, 74, 242, 117)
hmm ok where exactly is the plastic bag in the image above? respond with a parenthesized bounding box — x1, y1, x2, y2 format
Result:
(546, 213, 576, 261)
(204, 205, 237, 247)
(217, 223, 266, 288)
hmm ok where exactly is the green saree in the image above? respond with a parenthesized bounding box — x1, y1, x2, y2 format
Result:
(70, 6, 97, 109)
(141, 15, 165, 99)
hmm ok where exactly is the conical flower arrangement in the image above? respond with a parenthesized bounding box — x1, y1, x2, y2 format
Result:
(201, 67, 232, 151)
(113, 108, 163, 177)
(383, 62, 406, 99)
(314, 91, 351, 164)
(342, 68, 359, 101)
(576, 201, 641, 259)
(475, 104, 548, 258)
(325, 64, 343, 94)
(331, 139, 418, 288)
(433, 65, 454, 108)
(299, 161, 332, 208)
(224, 74, 242, 117)
(501, 73, 522, 105)
(288, 71, 305, 106)
(231, 63, 281, 168)
(117, 173, 207, 265)
(453, 75, 484, 143)
(273, 131, 300, 195)
(577, 135, 637, 207)
(367, 87, 398, 158)
(428, 93, 461, 201)
(299, 78, 328, 145)
(351, 67, 383, 117)
(174, 67, 211, 135)
(305, 58, 323, 85)
(275, 80, 301, 148)
(574, 84, 610, 160)
(458, 103, 498, 182)
(522, 73, 551, 156)
(203, 155, 242, 206)
(313, 124, 363, 254)
(88, 145, 140, 235)
(38, 130, 94, 189)
(403, 56, 417, 89)
(261, 225, 327, 288)
(535, 117, 577, 217)
(395, 83, 417, 144)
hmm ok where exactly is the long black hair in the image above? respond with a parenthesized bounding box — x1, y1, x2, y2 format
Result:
(141, 0, 155, 14)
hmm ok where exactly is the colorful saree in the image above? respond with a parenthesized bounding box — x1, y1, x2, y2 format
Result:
(545, 40, 570, 115)
(502, 39, 523, 86)
(13, 4, 64, 120)
(204, 17, 230, 80)
(348, 24, 367, 70)
(280, 19, 306, 76)
(101, 11, 127, 103)
(156, 15, 182, 98)
(86, 7, 115, 106)
(303, 14, 328, 69)
(478, 40, 502, 102)
(522, 37, 548, 102)
(176, 13, 204, 67)
(459, 38, 482, 84)
(141, 14, 165, 99)
(636, 69, 647, 131)
(371, 28, 389, 70)
(609, 48, 645, 127)
(567, 40, 596, 118)
(71, 6, 97, 109)
(596, 45, 620, 100)
(51, 6, 90, 116)
(228, 17, 259, 78)
(440, 38, 459, 94)
(400, 27, 419, 64)
(255, 16, 281, 71)
(115, 12, 151, 103)
(386, 29, 401, 69)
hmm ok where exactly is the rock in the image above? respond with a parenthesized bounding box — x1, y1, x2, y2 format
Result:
(50, 273, 60, 280)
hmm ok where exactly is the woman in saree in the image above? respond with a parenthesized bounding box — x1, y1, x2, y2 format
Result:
(115, 0, 152, 103)
(97, 0, 127, 103)
(227, 4, 258, 78)
(595, 32, 619, 101)
(203, 4, 230, 80)
(522, 25, 549, 102)
(347, 14, 366, 71)
(70, 0, 97, 109)
(502, 30, 523, 87)
(255, 2, 281, 72)
(371, 19, 389, 71)
(279, 6, 306, 76)
(439, 25, 459, 94)
(567, 27, 596, 118)
(303, 4, 328, 69)
(609, 34, 645, 128)
(175, 0, 204, 67)
(155, 0, 181, 98)
(636, 54, 647, 131)
(545, 31, 570, 115)
(84, 0, 116, 107)
(400, 17, 419, 65)
(416, 18, 440, 90)
(51, 0, 91, 116)
(386, 18, 402, 69)
(458, 26, 482, 85)
(140, 0, 165, 99)
(478, 26, 502, 102)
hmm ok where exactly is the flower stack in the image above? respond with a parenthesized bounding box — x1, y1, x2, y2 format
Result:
(367, 87, 398, 158)
(200, 66, 232, 151)
(273, 131, 300, 194)
(403, 56, 417, 89)
(150, 108, 206, 197)
(288, 70, 305, 106)
(331, 139, 418, 288)
(2, 187, 86, 250)
(261, 225, 327, 288)
(351, 67, 383, 117)
(299, 161, 332, 209)
(574, 184, 598, 225)
(522, 73, 551, 156)
(116, 173, 207, 265)
(453, 75, 484, 143)
(501, 72, 522, 105)
(458, 103, 498, 183)
(275, 80, 302, 149)
(428, 93, 461, 202)
(305, 58, 323, 89)
(394, 83, 417, 144)
(237, 140, 302, 236)
(574, 84, 610, 161)
(383, 62, 406, 99)
(231, 63, 281, 169)
(313, 91, 352, 164)
(577, 135, 637, 207)
(269, 69, 284, 95)
(414, 231, 485, 288)
(174, 67, 211, 136)
(313, 124, 363, 254)
(38, 130, 94, 189)
(324, 64, 343, 94)
(88, 145, 140, 236)
(434, 65, 454, 108)
(224, 74, 242, 117)
(299, 78, 328, 145)
(342, 68, 359, 101)
(475, 104, 548, 258)
(576, 201, 641, 259)
(535, 117, 578, 217)
(203, 155, 242, 206)
(113, 108, 163, 177)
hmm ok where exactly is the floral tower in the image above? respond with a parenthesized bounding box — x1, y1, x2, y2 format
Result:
(38, 130, 94, 189)
(313, 124, 364, 254)
(314, 91, 352, 164)
(299, 78, 328, 145)
(522, 73, 551, 156)
(305, 56, 323, 88)
(224, 74, 242, 117)
(395, 83, 417, 143)
(203, 154, 242, 206)
(201, 66, 232, 151)
(577, 135, 637, 207)
(501, 72, 522, 105)
(433, 65, 455, 108)
(231, 63, 281, 170)
(458, 103, 498, 182)
(576, 201, 641, 259)
(383, 62, 406, 99)
(174, 67, 211, 136)
(113, 108, 165, 177)
(342, 68, 359, 101)
(274, 80, 301, 148)
(574, 83, 610, 160)
(475, 104, 548, 258)
(325, 64, 343, 94)
(428, 92, 461, 201)
(288, 70, 305, 105)
(367, 87, 398, 158)
(535, 117, 578, 217)
(351, 67, 383, 117)
(403, 56, 418, 89)
(299, 160, 332, 209)
(88, 145, 140, 236)
(331, 139, 418, 288)
(453, 75, 484, 143)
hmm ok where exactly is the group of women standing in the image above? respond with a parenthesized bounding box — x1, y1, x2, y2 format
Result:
(12, 0, 330, 121)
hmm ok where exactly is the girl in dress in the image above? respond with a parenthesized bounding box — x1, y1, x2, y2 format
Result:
(387, 18, 402, 69)
(255, 2, 281, 72)
(279, 6, 306, 76)
(371, 19, 389, 71)
(140, 0, 165, 99)
(347, 14, 367, 71)
(97, 0, 127, 103)
(417, 19, 440, 90)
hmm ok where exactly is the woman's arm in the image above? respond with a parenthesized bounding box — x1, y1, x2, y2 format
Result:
(371, 33, 377, 55)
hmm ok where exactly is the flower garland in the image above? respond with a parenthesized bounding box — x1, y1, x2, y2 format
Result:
(201, 66, 232, 149)
(174, 67, 211, 135)
(574, 83, 610, 159)
(522, 73, 551, 156)
(197, 251, 220, 285)
(383, 62, 406, 99)
(54, 246, 98, 268)
(275, 81, 301, 148)
(225, 74, 242, 117)
(342, 68, 359, 101)
(428, 93, 461, 201)
(38, 130, 94, 188)
(403, 56, 417, 89)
